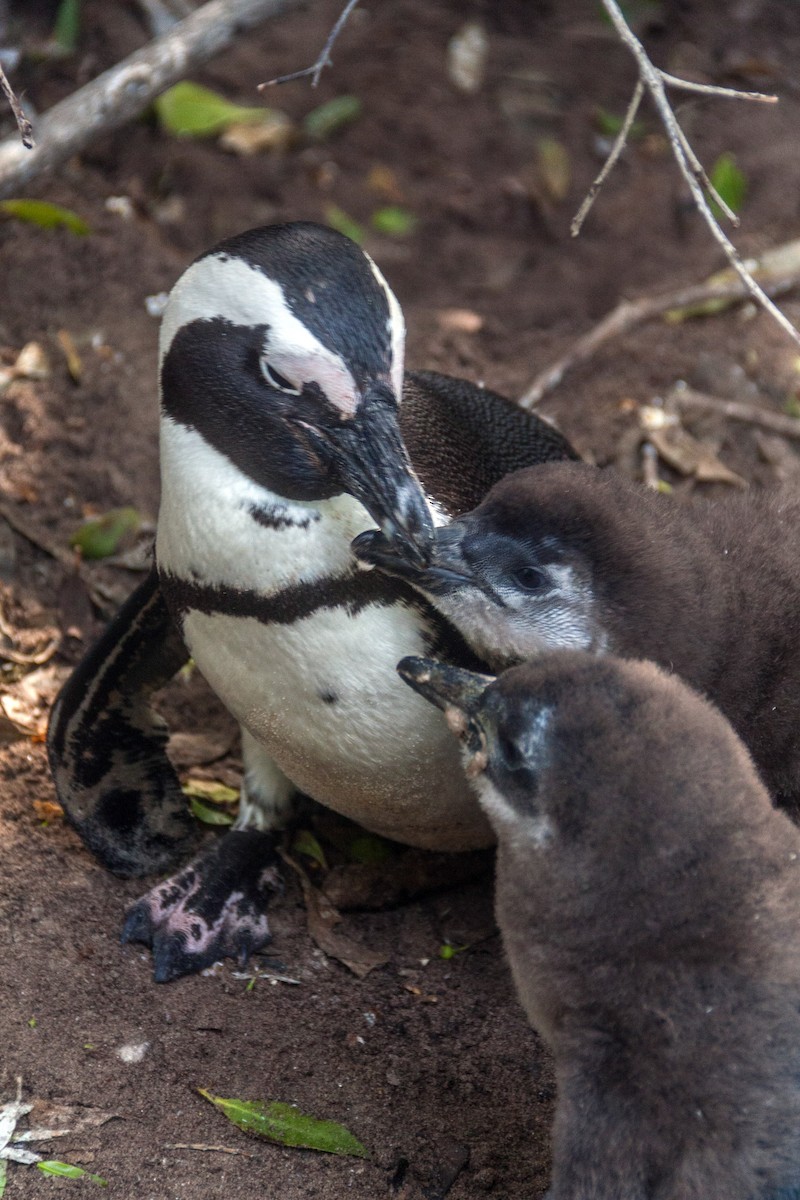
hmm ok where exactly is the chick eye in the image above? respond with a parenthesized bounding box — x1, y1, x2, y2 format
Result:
(260, 359, 301, 396)
(511, 565, 546, 592)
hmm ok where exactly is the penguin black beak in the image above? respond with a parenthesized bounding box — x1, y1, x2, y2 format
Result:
(311, 382, 435, 568)
(398, 657, 495, 757)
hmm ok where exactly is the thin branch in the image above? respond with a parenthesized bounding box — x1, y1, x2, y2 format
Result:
(658, 71, 778, 104)
(571, 79, 643, 237)
(666, 384, 800, 441)
(259, 0, 360, 89)
(519, 237, 800, 408)
(0, 0, 303, 199)
(671, 118, 738, 225)
(570, 0, 800, 351)
(0, 62, 33, 149)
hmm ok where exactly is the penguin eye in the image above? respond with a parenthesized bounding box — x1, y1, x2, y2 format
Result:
(498, 731, 523, 771)
(260, 359, 302, 396)
(511, 565, 546, 593)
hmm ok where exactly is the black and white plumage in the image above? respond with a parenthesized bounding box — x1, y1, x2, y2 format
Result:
(47, 221, 577, 981)
(400, 650, 800, 1200)
(355, 459, 800, 809)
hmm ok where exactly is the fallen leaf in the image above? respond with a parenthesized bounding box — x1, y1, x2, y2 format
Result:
(181, 778, 239, 804)
(284, 853, 388, 977)
(187, 796, 235, 826)
(0, 201, 89, 236)
(303, 96, 362, 141)
(370, 206, 417, 237)
(32, 800, 63, 821)
(198, 1090, 367, 1157)
(167, 727, 237, 768)
(56, 331, 82, 383)
(709, 151, 747, 220)
(366, 164, 404, 202)
(647, 426, 747, 487)
(155, 82, 274, 138)
(536, 137, 570, 203)
(219, 112, 296, 156)
(70, 507, 140, 560)
(36, 1161, 107, 1185)
(293, 828, 329, 871)
(447, 21, 487, 93)
(13, 343, 50, 380)
(436, 308, 483, 335)
(324, 205, 365, 245)
(52, 0, 81, 52)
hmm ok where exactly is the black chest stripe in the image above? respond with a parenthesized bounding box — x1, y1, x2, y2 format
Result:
(160, 567, 406, 626)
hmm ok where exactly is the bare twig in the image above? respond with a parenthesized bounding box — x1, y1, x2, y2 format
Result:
(666, 384, 800, 441)
(519, 237, 800, 407)
(571, 79, 643, 236)
(164, 1143, 256, 1157)
(571, 0, 798, 350)
(657, 72, 778, 103)
(259, 0, 360, 88)
(0, 0, 303, 199)
(0, 62, 33, 149)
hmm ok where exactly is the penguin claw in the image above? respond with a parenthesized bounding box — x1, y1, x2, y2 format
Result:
(121, 829, 282, 982)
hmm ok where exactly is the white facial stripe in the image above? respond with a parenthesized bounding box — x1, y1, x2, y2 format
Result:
(159, 253, 359, 416)
(365, 251, 406, 401)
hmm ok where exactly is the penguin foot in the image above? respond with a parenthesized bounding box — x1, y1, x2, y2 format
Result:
(121, 830, 283, 982)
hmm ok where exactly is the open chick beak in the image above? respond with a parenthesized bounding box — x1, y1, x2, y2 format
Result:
(313, 382, 434, 568)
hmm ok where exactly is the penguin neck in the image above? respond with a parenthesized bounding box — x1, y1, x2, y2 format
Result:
(156, 416, 375, 593)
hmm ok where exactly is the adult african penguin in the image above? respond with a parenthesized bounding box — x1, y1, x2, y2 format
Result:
(400, 650, 800, 1200)
(47, 221, 578, 982)
(355, 459, 800, 809)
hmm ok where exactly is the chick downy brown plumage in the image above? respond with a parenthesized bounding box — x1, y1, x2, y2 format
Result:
(399, 649, 800, 1200)
(357, 461, 800, 809)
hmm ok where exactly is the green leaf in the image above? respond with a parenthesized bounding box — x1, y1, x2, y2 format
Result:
(370, 206, 417, 237)
(303, 96, 362, 142)
(0, 200, 89, 235)
(199, 1090, 368, 1157)
(347, 833, 393, 865)
(70, 507, 141, 560)
(182, 778, 239, 804)
(37, 1161, 108, 1186)
(187, 796, 235, 826)
(53, 0, 81, 52)
(709, 152, 747, 219)
(155, 82, 271, 138)
(293, 829, 329, 870)
(325, 205, 365, 245)
(0, 1158, 7, 1198)
(439, 942, 468, 960)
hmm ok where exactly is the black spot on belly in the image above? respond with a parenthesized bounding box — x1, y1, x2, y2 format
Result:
(319, 690, 339, 705)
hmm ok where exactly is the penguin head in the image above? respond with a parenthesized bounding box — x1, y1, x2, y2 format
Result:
(397, 650, 760, 863)
(356, 462, 616, 667)
(158, 221, 433, 565)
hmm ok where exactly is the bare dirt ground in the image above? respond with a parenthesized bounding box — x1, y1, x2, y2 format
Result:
(2, 0, 800, 1196)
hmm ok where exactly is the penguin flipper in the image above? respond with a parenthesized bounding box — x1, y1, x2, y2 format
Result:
(121, 829, 282, 982)
(400, 370, 579, 517)
(47, 567, 199, 877)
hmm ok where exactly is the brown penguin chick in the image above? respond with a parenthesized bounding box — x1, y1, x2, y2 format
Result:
(355, 461, 800, 809)
(399, 649, 800, 1200)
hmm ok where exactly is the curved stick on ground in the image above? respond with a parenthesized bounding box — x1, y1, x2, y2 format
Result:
(519, 239, 800, 409)
(0, 0, 302, 199)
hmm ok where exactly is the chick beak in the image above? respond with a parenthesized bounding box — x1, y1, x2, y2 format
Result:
(352, 521, 474, 592)
(312, 381, 434, 568)
(397, 656, 495, 758)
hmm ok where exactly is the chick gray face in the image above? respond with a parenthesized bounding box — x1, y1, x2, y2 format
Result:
(355, 514, 601, 669)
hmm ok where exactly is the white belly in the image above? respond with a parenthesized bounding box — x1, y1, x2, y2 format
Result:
(156, 419, 491, 851)
(181, 601, 491, 850)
